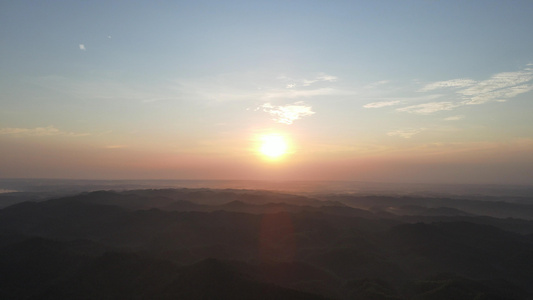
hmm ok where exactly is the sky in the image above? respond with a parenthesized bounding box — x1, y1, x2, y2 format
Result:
(1, 0, 533, 185)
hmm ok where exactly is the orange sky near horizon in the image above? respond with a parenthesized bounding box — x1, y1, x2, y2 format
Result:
(2, 131, 532, 185)
(2, 1, 533, 185)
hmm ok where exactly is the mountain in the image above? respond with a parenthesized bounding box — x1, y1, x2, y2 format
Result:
(1, 188, 533, 299)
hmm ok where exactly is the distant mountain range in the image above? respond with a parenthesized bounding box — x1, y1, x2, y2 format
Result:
(1, 188, 533, 299)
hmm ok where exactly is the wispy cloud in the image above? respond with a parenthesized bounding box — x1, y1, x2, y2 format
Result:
(33, 72, 344, 107)
(0, 126, 90, 137)
(262, 87, 340, 100)
(460, 82, 533, 105)
(397, 102, 459, 114)
(278, 73, 338, 87)
(418, 79, 476, 92)
(387, 128, 424, 139)
(362, 94, 443, 110)
(444, 115, 465, 121)
(301, 74, 337, 86)
(363, 100, 401, 108)
(173, 72, 346, 104)
(258, 101, 315, 125)
(459, 71, 533, 96)
(79, 44, 86, 51)
(412, 66, 533, 113)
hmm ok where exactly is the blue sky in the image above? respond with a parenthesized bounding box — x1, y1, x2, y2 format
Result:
(1, 0, 533, 184)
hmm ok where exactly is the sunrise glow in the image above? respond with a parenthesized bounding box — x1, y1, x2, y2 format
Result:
(1, 1, 532, 184)
(259, 134, 289, 159)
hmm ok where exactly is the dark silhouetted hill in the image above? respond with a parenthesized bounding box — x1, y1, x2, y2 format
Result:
(1, 188, 533, 299)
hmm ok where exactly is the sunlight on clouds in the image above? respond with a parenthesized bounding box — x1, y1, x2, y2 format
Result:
(362, 95, 444, 110)
(397, 102, 459, 114)
(259, 102, 315, 125)
(363, 100, 401, 108)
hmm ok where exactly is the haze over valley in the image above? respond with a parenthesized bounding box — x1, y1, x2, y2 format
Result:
(1, 179, 533, 299)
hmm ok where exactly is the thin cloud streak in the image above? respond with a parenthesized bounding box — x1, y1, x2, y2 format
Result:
(0, 126, 90, 137)
(174, 72, 345, 103)
(278, 73, 338, 87)
(444, 115, 465, 121)
(418, 79, 476, 92)
(387, 128, 424, 139)
(262, 87, 340, 100)
(397, 102, 459, 114)
(363, 100, 401, 108)
(302, 74, 338, 86)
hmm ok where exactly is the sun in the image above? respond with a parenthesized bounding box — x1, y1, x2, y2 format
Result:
(259, 134, 289, 159)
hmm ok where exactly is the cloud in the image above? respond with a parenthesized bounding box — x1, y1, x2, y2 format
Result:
(0, 126, 90, 137)
(444, 115, 465, 121)
(317, 74, 338, 82)
(33, 72, 345, 107)
(363, 100, 401, 108)
(277, 73, 338, 87)
(459, 70, 533, 97)
(397, 102, 459, 114)
(259, 101, 315, 124)
(387, 128, 424, 139)
(419, 79, 476, 92)
(262, 87, 341, 100)
(302, 73, 337, 86)
(79, 44, 86, 51)
(460, 82, 533, 105)
(172, 72, 347, 104)
(413, 66, 533, 112)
